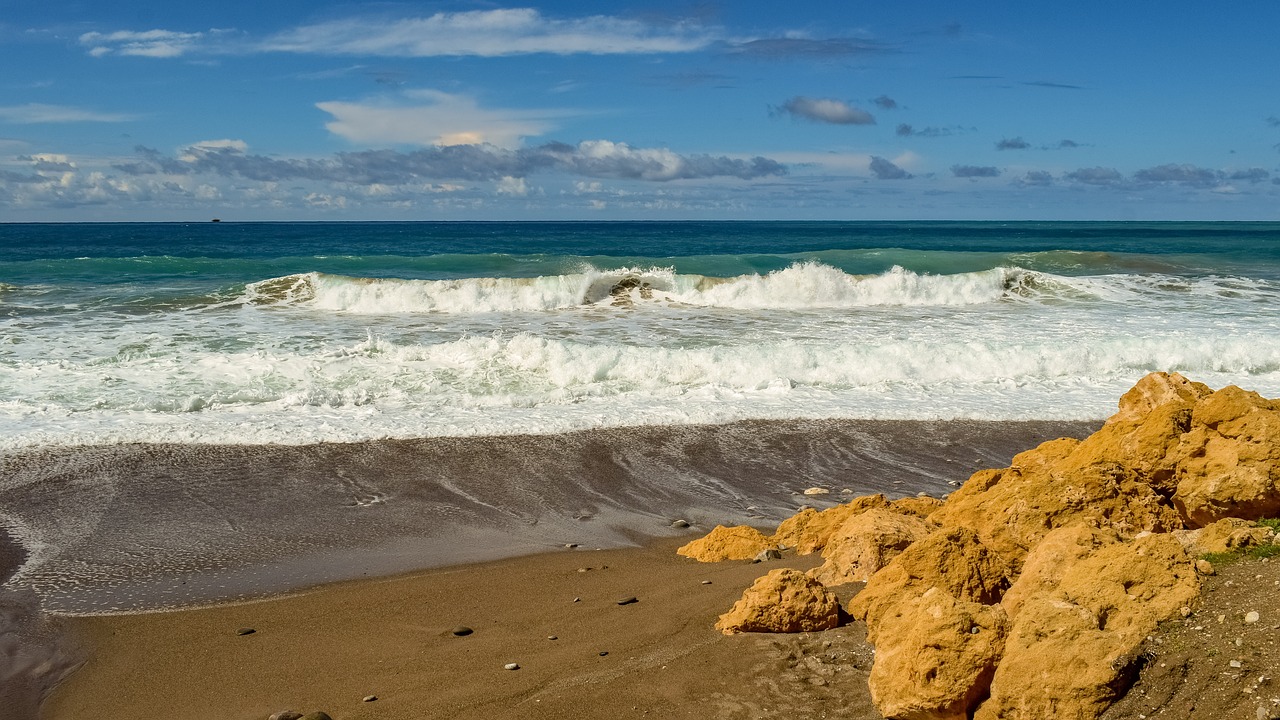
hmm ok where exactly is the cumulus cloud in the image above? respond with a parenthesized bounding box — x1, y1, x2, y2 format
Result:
(1133, 163, 1221, 188)
(873, 95, 898, 110)
(896, 124, 956, 138)
(1065, 167, 1124, 186)
(951, 165, 999, 178)
(114, 139, 786, 184)
(869, 156, 911, 180)
(0, 103, 138, 123)
(995, 137, 1030, 150)
(317, 90, 565, 149)
(775, 97, 874, 125)
(263, 9, 714, 57)
(79, 29, 209, 58)
(1227, 168, 1270, 183)
(1018, 171, 1054, 186)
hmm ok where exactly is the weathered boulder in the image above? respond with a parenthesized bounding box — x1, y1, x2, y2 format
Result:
(848, 527, 1009, 639)
(976, 533, 1198, 720)
(677, 525, 777, 562)
(869, 587, 1010, 720)
(772, 493, 890, 555)
(1171, 385, 1280, 526)
(889, 495, 945, 519)
(1001, 523, 1122, 619)
(1174, 517, 1277, 556)
(807, 508, 933, 587)
(715, 568, 841, 635)
(929, 433, 1183, 569)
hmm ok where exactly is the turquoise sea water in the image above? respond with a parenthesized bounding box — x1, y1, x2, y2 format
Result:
(2, 221, 1279, 448)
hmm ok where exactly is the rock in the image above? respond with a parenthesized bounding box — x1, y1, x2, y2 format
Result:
(1171, 385, 1280, 525)
(803, 487, 830, 495)
(299, 714, 333, 720)
(976, 533, 1199, 720)
(849, 527, 1010, 640)
(269, 713, 303, 720)
(1246, 610, 1261, 624)
(677, 525, 778, 562)
(772, 494, 891, 556)
(504, 663, 520, 670)
(701, 580, 712, 585)
(547, 635, 557, 640)
(450, 626, 473, 636)
(1001, 523, 1122, 619)
(1196, 558, 1216, 575)
(617, 596, 638, 605)
(671, 519, 690, 528)
(889, 495, 945, 519)
(716, 568, 841, 635)
(236, 628, 256, 636)
(363, 695, 377, 702)
(1178, 517, 1276, 555)
(868, 587, 1010, 720)
(753, 548, 782, 563)
(808, 508, 933, 587)
(565, 543, 578, 548)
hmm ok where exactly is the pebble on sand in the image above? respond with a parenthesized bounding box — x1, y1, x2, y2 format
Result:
(701, 580, 712, 585)
(505, 663, 520, 671)
(617, 596, 639, 605)
(451, 625, 473, 636)
(802, 487, 830, 496)
(236, 628, 256, 636)
(363, 695, 377, 702)
(671, 519, 690, 528)
(1245, 611, 1261, 624)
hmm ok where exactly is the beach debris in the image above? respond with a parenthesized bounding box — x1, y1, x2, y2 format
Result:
(752, 548, 783, 563)
(236, 627, 256, 636)
(803, 487, 830, 496)
(363, 695, 377, 702)
(716, 568, 840, 635)
(671, 519, 690, 528)
(677, 525, 778, 562)
(268, 712, 302, 720)
(450, 626, 473, 637)
(617, 596, 639, 605)
(504, 663, 520, 671)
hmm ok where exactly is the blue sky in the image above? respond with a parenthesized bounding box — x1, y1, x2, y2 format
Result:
(2, 1, 1278, 221)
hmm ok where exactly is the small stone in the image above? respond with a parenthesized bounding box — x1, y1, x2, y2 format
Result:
(840, 488, 854, 494)
(451, 626, 473, 636)
(1219, 614, 1227, 624)
(753, 548, 782, 563)
(599, 651, 609, 656)
(269, 713, 303, 720)
(565, 543, 579, 549)
(617, 596, 639, 606)
(1246, 611, 1262, 624)
(947, 480, 962, 487)
(969, 626, 980, 634)
(1232, 660, 1245, 669)
(916, 491, 930, 498)
(803, 487, 830, 496)
(701, 580, 712, 585)
(547, 635, 558, 640)
(671, 519, 690, 528)
(1196, 559, 1216, 575)
(236, 628, 256, 636)
(573, 597, 581, 603)
(363, 695, 377, 702)
(1180, 606, 1192, 617)
(577, 567, 590, 573)
(504, 663, 520, 671)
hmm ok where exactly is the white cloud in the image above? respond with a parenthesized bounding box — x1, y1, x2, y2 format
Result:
(0, 103, 138, 123)
(79, 29, 205, 58)
(316, 90, 563, 149)
(262, 9, 714, 57)
(776, 97, 875, 125)
(495, 176, 529, 196)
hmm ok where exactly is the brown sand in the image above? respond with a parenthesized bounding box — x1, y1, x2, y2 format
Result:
(43, 538, 881, 720)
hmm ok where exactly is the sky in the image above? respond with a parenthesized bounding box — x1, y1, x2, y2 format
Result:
(2, 1, 1279, 221)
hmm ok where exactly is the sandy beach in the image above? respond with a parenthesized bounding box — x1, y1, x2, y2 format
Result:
(43, 538, 879, 720)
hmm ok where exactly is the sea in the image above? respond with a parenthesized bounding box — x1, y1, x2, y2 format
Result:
(2, 220, 1280, 617)
(2, 220, 1278, 449)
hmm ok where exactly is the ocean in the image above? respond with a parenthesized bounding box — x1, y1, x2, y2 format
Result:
(1, 220, 1279, 614)
(2, 220, 1278, 449)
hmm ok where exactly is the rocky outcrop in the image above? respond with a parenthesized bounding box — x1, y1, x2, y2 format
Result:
(1000, 523, 1122, 619)
(888, 495, 944, 519)
(772, 493, 890, 555)
(677, 525, 776, 562)
(1174, 517, 1277, 556)
(715, 568, 841, 635)
(808, 508, 933, 587)
(975, 533, 1198, 719)
(868, 587, 1010, 720)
